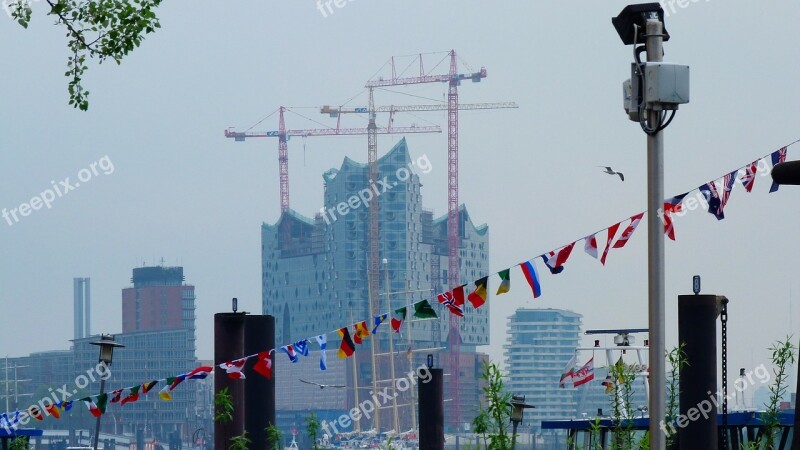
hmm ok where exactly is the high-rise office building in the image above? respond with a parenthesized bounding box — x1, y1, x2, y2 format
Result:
(262, 138, 489, 430)
(122, 266, 196, 333)
(505, 308, 582, 438)
(74, 277, 91, 340)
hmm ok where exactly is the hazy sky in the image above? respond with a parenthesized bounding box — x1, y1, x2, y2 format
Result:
(1, 1, 798, 390)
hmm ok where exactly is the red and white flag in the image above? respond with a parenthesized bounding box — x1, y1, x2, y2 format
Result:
(572, 357, 595, 387)
(584, 235, 598, 259)
(600, 223, 621, 266)
(219, 358, 247, 380)
(253, 352, 272, 379)
(613, 213, 644, 249)
(542, 242, 576, 274)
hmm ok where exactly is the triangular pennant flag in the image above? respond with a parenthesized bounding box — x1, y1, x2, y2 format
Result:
(84, 399, 104, 418)
(600, 223, 621, 265)
(141, 380, 159, 394)
(109, 388, 124, 404)
(391, 307, 407, 332)
(187, 366, 213, 380)
(770, 147, 787, 193)
(27, 406, 43, 421)
(520, 260, 542, 298)
(253, 351, 273, 379)
(44, 403, 61, 419)
(282, 345, 299, 363)
(58, 401, 73, 412)
(584, 235, 599, 259)
(84, 394, 108, 417)
(602, 374, 614, 394)
(120, 386, 141, 405)
(467, 277, 488, 309)
(495, 269, 511, 295)
(413, 300, 438, 319)
(219, 358, 247, 380)
(159, 378, 176, 401)
(353, 321, 371, 344)
(337, 327, 356, 359)
(372, 314, 388, 334)
(316, 335, 328, 371)
(294, 340, 310, 357)
(741, 162, 758, 193)
(613, 213, 644, 249)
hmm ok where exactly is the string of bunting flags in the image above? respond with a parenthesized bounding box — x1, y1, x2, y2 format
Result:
(1, 141, 795, 427)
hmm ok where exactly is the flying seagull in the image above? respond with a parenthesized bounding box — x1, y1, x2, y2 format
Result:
(598, 166, 624, 181)
(299, 379, 346, 389)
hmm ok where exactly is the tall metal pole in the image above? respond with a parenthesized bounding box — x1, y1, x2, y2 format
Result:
(511, 421, 519, 450)
(645, 17, 666, 450)
(407, 279, 417, 433)
(93, 377, 106, 450)
(367, 269, 380, 432)
(349, 309, 362, 433)
(385, 262, 399, 432)
(367, 86, 381, 433)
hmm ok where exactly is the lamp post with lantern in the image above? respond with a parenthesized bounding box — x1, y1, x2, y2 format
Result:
(90, 334, 125, 450)
(509, 394, 533, 450)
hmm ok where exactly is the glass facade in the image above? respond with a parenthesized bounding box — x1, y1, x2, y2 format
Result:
(262, 138, 489, 430)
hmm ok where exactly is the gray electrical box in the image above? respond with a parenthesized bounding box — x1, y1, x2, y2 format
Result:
(643, 63, 690, 108)
(622, 78, 640, 121)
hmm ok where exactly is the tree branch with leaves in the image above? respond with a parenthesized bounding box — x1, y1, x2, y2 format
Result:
(7, 0, 162, 110)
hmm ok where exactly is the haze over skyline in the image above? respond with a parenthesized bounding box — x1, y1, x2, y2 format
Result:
(1, 1, 798, 394)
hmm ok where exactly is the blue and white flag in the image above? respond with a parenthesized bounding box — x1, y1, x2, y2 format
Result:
(294, 340, 310, 357)
(316, 335, 328, 371)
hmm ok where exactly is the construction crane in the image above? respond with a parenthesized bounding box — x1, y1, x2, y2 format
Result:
(363, 50, 496, 428)
(224, 106, 441, 212)
(321, 102, 518, 117)
(322, 100, 517, 429)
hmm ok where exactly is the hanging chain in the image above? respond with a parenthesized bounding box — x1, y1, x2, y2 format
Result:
(720, 299, 729, 450)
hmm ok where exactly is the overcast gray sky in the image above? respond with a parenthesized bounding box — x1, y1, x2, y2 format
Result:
(1, 1, 798, 390)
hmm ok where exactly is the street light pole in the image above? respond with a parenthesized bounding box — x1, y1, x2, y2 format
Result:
(509, 395, 533, 450)
(645, 17, 666, 450)
(384, 259, 399, 433)
(90, 334, 124, 450)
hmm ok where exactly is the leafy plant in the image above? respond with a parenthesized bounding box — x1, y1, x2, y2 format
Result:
(471, 410, 489, 450)
(214, 387, 234, 424)
(305, 412, 321, 450)
(9, 437, 28, 450)
(228, 431, 250, 450)
(761, 336, 797, 449)
(7, 0, 163, 110)
(665, 343, 687, 450)
(265, 424, 283, 450)
(474, 360, 512, 450)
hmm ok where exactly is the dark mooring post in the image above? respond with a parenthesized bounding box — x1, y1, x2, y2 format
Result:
(419, 366, 444, 450)
(244, 314, 275, 450)
(214, 312, 246, 450)
(678, 294, 725, 450)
